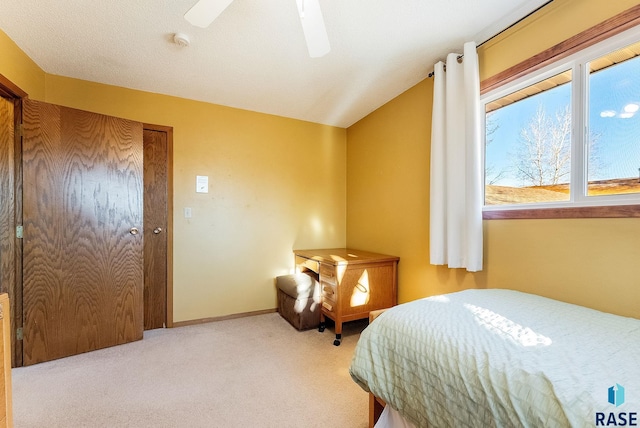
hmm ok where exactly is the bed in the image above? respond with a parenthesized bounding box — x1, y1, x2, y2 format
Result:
(349, 289, 640, 427)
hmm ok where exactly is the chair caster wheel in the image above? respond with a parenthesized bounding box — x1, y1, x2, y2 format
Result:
(333, 333, 341, 346)
(318, 322, 326, 333)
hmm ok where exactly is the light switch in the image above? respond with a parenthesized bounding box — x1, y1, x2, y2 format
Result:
(196, 175, 208, 193)
(184, 207, 192, 218)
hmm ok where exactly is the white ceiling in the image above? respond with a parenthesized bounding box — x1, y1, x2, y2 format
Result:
(0, 0, 549, 128)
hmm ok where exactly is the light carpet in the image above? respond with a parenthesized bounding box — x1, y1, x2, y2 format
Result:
(12, 313, 369, 427)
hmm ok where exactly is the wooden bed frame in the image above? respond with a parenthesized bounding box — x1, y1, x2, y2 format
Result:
(369, 393, 385, 428)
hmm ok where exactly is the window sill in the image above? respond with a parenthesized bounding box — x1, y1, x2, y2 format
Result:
(483, 204, 640, 219)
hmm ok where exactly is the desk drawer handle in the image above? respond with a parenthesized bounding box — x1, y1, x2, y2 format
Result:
(323, 286, 334, 295)
(321, 268, 335, 277)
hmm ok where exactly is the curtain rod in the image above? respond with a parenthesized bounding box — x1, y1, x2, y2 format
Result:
(427, 0, 553, 78)
(428, 55, 463, 78)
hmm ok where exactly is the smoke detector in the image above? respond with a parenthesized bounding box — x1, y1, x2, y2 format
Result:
(173, 33, 190, 47)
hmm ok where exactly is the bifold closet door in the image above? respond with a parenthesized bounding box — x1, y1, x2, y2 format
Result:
(0, 97, 14, 302)
(143, 128, 168, 330)
(22, 99, 144, 365)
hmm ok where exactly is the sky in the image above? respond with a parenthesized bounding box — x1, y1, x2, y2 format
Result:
(485, 54, 640, 188)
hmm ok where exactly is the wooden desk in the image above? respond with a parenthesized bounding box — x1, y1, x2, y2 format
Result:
(294, 248, 398, 345)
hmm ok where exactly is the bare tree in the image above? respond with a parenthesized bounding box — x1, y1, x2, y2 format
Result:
(512, 104, 571, 186)
(485, 112, 507, 185)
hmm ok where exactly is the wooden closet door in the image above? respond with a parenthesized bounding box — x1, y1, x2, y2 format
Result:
(143, 129, 168, 330)
(22, 99, 144, 365)
(0, 97, 14, 297)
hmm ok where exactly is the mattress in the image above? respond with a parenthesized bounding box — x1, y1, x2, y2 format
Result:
(349, 289, 640, 427)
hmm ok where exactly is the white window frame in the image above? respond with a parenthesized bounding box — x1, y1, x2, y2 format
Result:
(481, 24, 640, 213)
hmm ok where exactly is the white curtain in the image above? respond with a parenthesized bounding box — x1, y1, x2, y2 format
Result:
(430, 41, 483, 272)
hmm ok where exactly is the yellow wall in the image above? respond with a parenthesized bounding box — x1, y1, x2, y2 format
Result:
(346, 79, 487, 304)
(347, 0, 640, 318)
(0, 30, 45, 99)
(45, 77, 347, 322)
(478, 0, 640, 80)
(1, 31, 347, 322)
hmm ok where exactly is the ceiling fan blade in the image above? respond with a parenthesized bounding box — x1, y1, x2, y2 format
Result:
(184, 0, 234, 28)
(296, 0, 331, 58)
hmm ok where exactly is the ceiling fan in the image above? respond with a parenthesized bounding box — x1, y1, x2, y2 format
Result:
(184, 0, 331, 58)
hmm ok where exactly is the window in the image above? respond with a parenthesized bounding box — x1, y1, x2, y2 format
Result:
(587, 43, 640, 197)
(482, 26, 640, 212)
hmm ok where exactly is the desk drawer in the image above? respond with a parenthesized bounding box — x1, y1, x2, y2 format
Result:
(319, 264, 336, 284)
(322, 297, 336, 315)
(296, 256, 319, 274)
(321, 282, 336, 300)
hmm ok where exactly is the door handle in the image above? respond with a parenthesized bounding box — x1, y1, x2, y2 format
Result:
(153, 227, 163, 234)
(129, 227, 139, 235)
